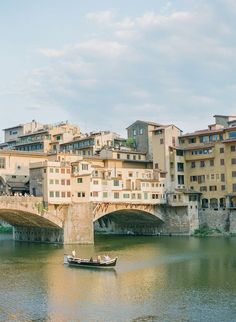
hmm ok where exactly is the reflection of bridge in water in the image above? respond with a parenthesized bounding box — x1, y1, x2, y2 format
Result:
(0, 196, 193, 244)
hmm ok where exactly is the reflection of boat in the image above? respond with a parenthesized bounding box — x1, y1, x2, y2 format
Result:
(64, 255, 118, 268)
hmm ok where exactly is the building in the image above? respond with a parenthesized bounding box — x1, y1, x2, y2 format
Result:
(175, 115, 236, 212)
(0, 120, 44, 150)
(30, 160, 72, 204)
(152, 124, 183, 191)
(126, 120, 161, 159)
(29, 154, 166, 206)
(59, 131, 120, 156)
(0, 150, 47, 195)
(1, 121, 80, 153)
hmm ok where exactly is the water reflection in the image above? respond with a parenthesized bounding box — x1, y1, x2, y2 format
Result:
(1, 235, 236, 321)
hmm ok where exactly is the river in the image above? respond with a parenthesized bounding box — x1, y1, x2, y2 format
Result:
(0, 234, 236, 322)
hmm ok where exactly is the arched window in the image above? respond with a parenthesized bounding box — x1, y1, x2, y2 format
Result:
(210, 198, 218, 209)
(202, 198, 208, 208)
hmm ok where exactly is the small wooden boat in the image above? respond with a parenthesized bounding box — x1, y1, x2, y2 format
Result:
(64, 255, 118, 268)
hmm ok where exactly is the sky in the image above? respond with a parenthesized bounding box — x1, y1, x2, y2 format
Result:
(0, 0, 236, 138)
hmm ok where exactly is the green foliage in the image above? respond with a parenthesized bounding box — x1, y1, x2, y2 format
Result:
(193, 224, 222, 237)
(0, 226, 13, 233)
(126, 137, 136, 148)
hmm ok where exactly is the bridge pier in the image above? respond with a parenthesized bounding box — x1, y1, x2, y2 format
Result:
(63, 203, 94, 244)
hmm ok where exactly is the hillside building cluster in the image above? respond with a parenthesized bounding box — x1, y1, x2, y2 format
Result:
(0, 115, 236, 233)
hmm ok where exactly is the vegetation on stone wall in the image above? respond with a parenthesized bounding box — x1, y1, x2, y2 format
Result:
(0, 226, 13, 233)
(193, 224, 222, 237)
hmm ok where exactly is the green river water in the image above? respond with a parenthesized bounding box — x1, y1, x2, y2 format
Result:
(0, 234, 236, 322)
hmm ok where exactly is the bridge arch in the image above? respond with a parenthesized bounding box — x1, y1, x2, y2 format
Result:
(0, 196, 63, 229)
(93, 202, 164, 235)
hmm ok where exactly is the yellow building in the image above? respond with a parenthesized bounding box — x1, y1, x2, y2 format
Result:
(176, 115, 236, 211)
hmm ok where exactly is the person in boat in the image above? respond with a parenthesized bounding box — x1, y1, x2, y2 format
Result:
(72, 250, 76, 258)
(90, 257, 93, 262)
(104, 254, 110, 262)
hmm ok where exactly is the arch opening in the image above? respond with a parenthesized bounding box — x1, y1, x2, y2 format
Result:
(94, 209, 164, 236)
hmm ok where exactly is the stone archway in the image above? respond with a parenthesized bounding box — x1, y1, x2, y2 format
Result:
(94, 208, 164, 236)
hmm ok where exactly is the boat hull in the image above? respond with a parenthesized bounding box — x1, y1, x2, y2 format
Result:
(64, 255, 117, 268)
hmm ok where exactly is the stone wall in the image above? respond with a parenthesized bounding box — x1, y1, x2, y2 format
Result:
(199, 209, 229, 231)
(229, 210, 236, 234)
(160, 205, 190, 234)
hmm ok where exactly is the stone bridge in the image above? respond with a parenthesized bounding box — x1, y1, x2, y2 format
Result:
(0, 197, 197, 244)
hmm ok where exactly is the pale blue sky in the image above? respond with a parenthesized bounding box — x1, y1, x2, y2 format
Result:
(0, 0, 236, 138)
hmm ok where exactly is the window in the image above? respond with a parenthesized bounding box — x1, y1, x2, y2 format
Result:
(93, 180, 99, 185)
(0, 158, 6, 169)
(66, 168, 71, 174)
(133, 155, 136, 160)
(200, 136, 209, 143)
(232, 158, 236, 164)
(191, 161, 195, 168)
(139, 128, 143, 135)
(178, 175, 184, 185)
(61, 179, 65, 185)
(220, 147, 224, 153)
(117, 153, 120, 159)
(55, 179, 59, 184)
(200, 161, 205, 167)
(78, 192, 85, 197)
(103, 192, 108, 198)
(209, 186, 217, 191)
(232, 171, 236, 177)
(233, 184, 236, 192)
(155, 163, 159, 169)
(114, 192, 119, 199)
(229, 131, 236, 139)
(220, 159, 225, 166)
(66, 179, 70, 185)
(231, 145, 236, 152)
(200, 186, 207, 192)
(188, 138, 196, 144)
(49, 191, 54, 197)
(190, 176, 197, 182)
(50, 168, 54, 173)
(55, 191, 60, 197)
(93, 191, 99, 197)
(55, 168, 59, 173)
(160, 138, 164, 144)
(127, 154, 130, 160)
(123, 193, 130, 199)
(211, 174, 215, 180)
(221, 173, 225, 182)
(61, 192, 66, 198)
(67, 192, 71, 197)
(177, 163, 184, 172)
(137, 193, 142, 199)
(61, 168, 65, 174)
(176, 150, 184, 156)
(82, 163, 88, 170)
(77, 178, 83, 183)
(113, 180, 119, 186)
(210, 160, 214, 166)
(133, 129, 136, 136)
(221, 185, 225, 191)
(49, 179, 54, 184)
